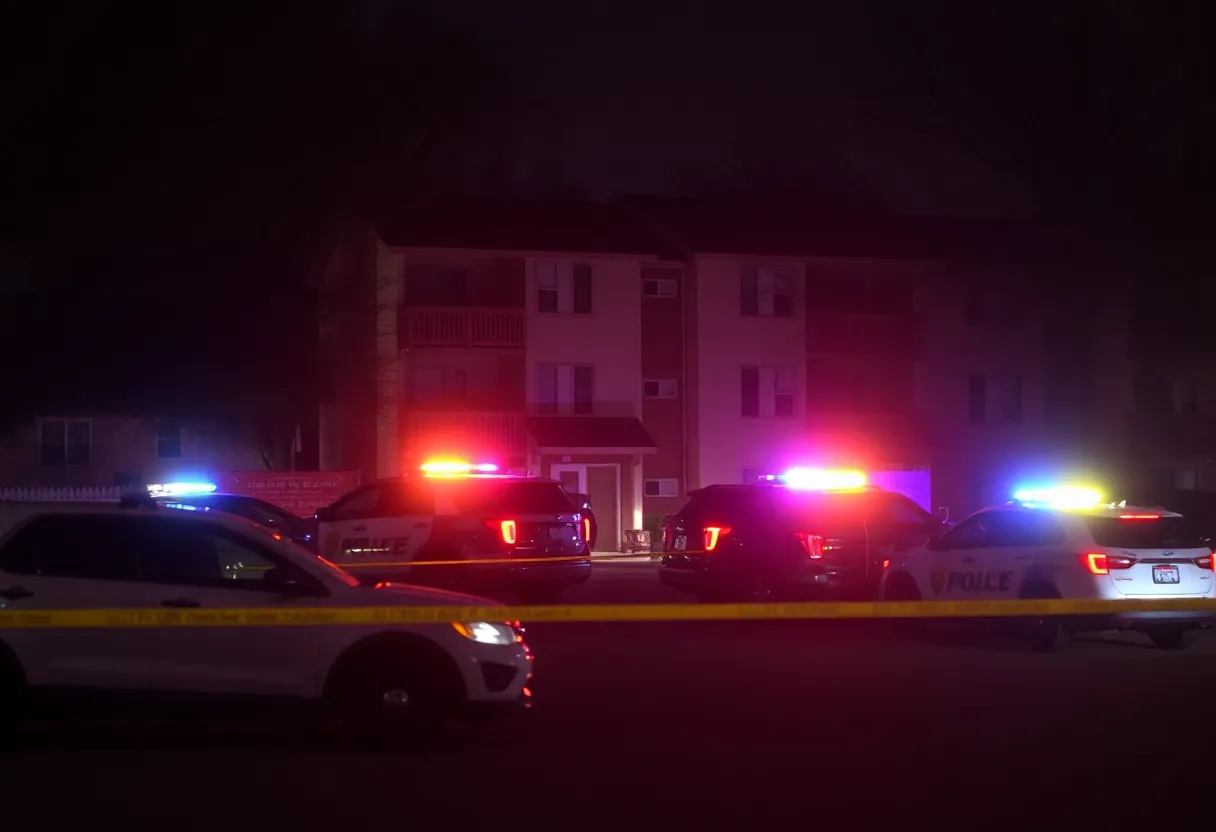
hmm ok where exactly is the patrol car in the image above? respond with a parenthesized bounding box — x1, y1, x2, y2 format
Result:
(146, 482, 319, 551)
(316, 461, 592, 604)
(879, 486, 1216, 651)
(659, 468, 949, 601)
(0, 499, 533, 745)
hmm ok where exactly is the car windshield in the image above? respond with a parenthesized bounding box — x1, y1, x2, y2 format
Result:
(1086, 516, 1207, 550)
(434, 479, 577, 514)
(245, 523, 359, 586)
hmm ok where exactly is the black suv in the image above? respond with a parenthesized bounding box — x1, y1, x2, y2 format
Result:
(659, 483, 948, 601)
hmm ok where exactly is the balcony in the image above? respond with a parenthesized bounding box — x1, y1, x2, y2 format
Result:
(404, 306, 525, 349)
(403, 411, 528, 461)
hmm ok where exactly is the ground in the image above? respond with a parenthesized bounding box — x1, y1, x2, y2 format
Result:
(3, 561, 1213, 828)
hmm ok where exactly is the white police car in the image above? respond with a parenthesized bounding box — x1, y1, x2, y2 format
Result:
(880, 486, 1216, 651)
(0, 500, 533, 744)
(315, 461, 592, 604)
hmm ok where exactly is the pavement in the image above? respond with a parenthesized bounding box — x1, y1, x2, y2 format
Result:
(3, 561, 1214, 828)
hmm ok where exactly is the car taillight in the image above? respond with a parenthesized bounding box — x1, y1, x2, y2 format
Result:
(582, 517, 591, 542)
(1195, 554, 1213, 571)
(485, 519, 517, 545)
(703, 526, 729, 551)
(1082, 552, 1135, 575)
(795, 532, 824, 559)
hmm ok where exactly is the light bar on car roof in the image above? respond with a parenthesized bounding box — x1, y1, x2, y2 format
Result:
(1011, 485, 1103, 510)
(147, 482, 217, 497)
(767, 468, 867, 491)
(419, 460, 498, 476)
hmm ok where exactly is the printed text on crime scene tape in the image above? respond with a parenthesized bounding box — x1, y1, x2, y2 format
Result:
(0, 598, 1215, 628)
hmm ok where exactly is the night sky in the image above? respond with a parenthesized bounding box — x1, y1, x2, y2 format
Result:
(2, 1, 1211, 423)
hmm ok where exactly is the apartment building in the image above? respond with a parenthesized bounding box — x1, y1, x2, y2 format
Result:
(315, 201, 684, 549)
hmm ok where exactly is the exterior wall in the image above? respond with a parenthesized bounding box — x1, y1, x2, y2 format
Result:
(524, 256, 644, 418)
(539, 452, 639, 551)
(918, 267, 1051, 516)
(0, 417, 263, 489)
(691, 255, 808, 487)
(640, 263, 687, 517)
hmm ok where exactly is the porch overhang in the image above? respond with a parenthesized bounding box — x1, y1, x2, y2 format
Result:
(527, 417, 658, 456)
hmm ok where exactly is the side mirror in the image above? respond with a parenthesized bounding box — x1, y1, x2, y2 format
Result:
(315, 506, 332, 522)
(937, 506, 950, 523)
(264, 567, 317, 597)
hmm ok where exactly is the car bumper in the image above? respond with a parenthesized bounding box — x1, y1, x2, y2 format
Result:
(1067, 609, 1216, 632)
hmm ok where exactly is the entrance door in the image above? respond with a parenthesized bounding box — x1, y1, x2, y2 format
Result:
(552, 464, 585, 494)
(585, 465, 619, 552)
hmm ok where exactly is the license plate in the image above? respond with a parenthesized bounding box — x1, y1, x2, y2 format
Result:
(1152, 565, 1181, 584)
(548, 526, 574, 541)
(674, 535, 687, 550)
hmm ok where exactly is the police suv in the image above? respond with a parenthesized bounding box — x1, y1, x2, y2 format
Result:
(660, 469, 949, 601)
(316, 462, 592, 604)
(0, 499, 533, 744)
(880, 487, 1216, 651)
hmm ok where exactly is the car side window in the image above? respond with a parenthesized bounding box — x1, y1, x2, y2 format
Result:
(0, 515, 142, 581)
(871, 494, 934, 527)
(377, 481, 435, 517)
(984, 511, 1066, 547)
(327, 486, 385, 521)
(139, 518, 323, 593)
(931, 514, 988, 550)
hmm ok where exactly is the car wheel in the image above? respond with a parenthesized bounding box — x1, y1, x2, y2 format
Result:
(1148, 628, 1196, 650)
(332, 650, 457, 750)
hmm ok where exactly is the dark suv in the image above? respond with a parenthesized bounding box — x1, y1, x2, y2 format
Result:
(659, 483, 948, 601)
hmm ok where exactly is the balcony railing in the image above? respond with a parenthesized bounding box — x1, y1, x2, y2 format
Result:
(403, 411, 527, 460)
(405, 307, 525, 348)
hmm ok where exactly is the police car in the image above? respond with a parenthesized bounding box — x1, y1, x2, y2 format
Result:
(660, 468, 949, 601)
(0, 499, 533, 745)
(316, 461, 592, 604)
(879, 486, 1216, 651)
(146, 482, 319, 551)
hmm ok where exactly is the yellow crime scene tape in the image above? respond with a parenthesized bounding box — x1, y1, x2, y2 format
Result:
(1, 598, 1214, 629)
(233, 554, 643, 571)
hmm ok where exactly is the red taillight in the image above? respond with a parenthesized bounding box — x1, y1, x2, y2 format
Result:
(703, 526, 729, 551)
(1195, 554, 1213, 571)
(582, 517, 591, 542)
(795, 532, 824, 559)
(485, 519, 517, 545)
(1082, 552, 1136, 575)
(1119, 513, 1160, 520)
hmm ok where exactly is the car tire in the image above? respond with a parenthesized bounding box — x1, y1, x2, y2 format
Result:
(330, 648, 458, 750)
(882, 573, 922, 602)
(1148, 628, 1196, 650)
(1021, 583, 1068, 653)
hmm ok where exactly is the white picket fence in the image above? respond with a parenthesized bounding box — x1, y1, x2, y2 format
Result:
(0, 485, 129, 502)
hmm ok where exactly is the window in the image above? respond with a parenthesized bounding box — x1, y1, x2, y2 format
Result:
(741, 266, 793, 317)
(432, 480, 575, 514)
(930, 514, 988, 550)
(644, 379, 678, 399)
(535, 261, 593, 314)
(1173, 377, 1198, 416)
(39, 419, 91, 466)
(0, 515, 140, 580)
(870, 493, 933, 527)
(411, 367, 467, 405)
(968, 373, 1022, 424)
(536, 364, 595, 415)
(644, 478, 680, 498)
(157, 419, 182, 459)
(377, 482, 435, 517)
(741, 367, 796, 418)
(1087, 516, 1205, 550)
(643, 278, 678, 298)
(327, 485, 387, 521)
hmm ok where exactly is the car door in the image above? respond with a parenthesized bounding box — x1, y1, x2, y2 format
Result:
(318, 484, 391, 563)
(138, 515, 329, 697)
(0, 514, 156, 691)
(918, 513, 991, 599)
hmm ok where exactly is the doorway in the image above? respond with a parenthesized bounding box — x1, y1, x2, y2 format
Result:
(551, 463, 620, 552)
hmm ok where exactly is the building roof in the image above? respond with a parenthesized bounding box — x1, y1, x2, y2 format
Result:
(377, 199, 682, 259)
(526, 417, 658, 452)
(615, 194, 1063, 263)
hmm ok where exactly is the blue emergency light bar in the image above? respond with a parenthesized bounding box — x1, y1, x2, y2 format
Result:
(147, 482, 217, 497)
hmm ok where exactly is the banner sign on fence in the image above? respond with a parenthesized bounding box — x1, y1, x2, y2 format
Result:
(212, 471, 358, 517)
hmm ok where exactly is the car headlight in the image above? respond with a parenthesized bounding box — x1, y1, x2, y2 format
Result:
(452, 621, 516, 645)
